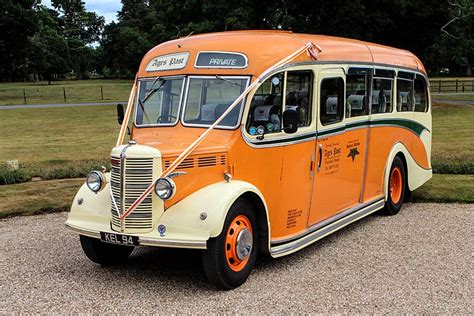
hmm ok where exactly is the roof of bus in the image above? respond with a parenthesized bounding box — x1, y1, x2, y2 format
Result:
(137, 30, 426, 78)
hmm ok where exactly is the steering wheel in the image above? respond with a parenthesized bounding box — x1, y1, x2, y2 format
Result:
(157, 115, 177, 123)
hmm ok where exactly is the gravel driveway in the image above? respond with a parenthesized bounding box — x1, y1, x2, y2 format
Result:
(1, 203, 472, 313)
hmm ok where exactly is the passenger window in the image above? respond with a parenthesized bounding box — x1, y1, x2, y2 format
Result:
(414, 77, 428, 112)
(285, 71, 313, 127)
(247, 73, 284, 135)
(346, 75, 367, 117)
(320, 77, 344, 125)
(397, 79, 414, 111)
(372, 78, 393, 114)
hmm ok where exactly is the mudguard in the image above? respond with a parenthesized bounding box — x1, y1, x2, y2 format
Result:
(159, 180, 269, 239)
(383, 141, 432, 200)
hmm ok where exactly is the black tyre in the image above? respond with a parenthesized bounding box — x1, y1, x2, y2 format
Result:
(80, 235, 134, 266)
(202, 198, 258, 290)
(381, 156, 406, 216)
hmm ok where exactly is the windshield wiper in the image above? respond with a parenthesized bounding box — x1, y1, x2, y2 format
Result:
(215, 75, 246, 87)
(142, 78, 167, 104)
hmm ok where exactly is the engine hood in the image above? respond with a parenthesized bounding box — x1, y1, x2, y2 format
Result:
(131, 125, 236, 158)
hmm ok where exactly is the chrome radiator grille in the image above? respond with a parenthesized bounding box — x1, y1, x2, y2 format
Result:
(110, 156, 154, 231)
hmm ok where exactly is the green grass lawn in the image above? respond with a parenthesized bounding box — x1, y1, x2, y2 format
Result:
(0, 80, 132, 105)
(0, 101, 472, 217)
(431, 94, 474, 101)
(431, 103, 474, 173)
(0, 105, 119, 184)
(0, 173, 471, 219)
(0, 178, 83, 219)
(412, 174, 474, 203)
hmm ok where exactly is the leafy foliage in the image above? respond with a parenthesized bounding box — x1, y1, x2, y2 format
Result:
(0, 0, 472, 81)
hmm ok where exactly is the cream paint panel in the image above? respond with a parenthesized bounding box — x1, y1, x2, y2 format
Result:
(383, 142, 432, 200)
(66, 178, 209, 247)
(160, 180, 269, 239)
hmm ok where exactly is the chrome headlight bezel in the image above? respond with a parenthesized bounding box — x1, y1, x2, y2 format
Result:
(154, 177, 176, 200)
(86, 170, 104, 193)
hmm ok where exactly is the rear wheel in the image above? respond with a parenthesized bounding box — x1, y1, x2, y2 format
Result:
(202, 198, 258, 290)
(80, 235, 134, 265)
(382, 156, 406, 215)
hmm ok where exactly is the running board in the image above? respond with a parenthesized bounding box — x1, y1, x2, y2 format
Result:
(270, 199, 385, 257)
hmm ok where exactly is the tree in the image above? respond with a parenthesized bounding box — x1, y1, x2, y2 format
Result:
(0, 0, 38, 81)
(51, 0, 105, 78)
(28, 5, 69, 84)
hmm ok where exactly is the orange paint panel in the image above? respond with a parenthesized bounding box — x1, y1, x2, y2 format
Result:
(309, 128, 367, 226)
(362, 126, 429, 202)
(136, 31, 426, 80)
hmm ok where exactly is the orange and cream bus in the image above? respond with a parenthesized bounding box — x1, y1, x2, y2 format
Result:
(66, 31, 432, 289)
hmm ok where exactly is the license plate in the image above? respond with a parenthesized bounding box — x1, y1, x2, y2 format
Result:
(100, 232, 139, 246)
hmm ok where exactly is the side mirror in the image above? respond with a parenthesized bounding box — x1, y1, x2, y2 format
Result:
(283, 109, 298, 134)
(117, 104, 124, 125)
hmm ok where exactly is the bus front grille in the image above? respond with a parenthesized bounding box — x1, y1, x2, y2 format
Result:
(110, 156, 154, 232)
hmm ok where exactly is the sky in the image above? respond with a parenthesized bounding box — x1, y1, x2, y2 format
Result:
(42, 0, 122, 24)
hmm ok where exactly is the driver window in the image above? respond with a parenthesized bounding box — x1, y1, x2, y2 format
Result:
(246, 73, 284, 135)
(246, 70, 313, 135)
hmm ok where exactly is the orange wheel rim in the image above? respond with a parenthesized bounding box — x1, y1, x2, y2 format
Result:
(225, 215, 253, 272)
(389, 167, 403, 204)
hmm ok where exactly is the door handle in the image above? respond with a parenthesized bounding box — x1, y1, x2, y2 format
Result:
(317, 144, 323, 172)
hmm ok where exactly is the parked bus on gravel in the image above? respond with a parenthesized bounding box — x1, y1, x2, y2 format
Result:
(66, 30, 432, 289)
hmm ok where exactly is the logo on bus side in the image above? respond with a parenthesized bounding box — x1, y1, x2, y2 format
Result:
(145, 52, 190, 72)
(346, 139, 361, 162)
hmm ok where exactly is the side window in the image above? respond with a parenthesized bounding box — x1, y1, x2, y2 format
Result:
(414, 77, 428, 112)
(320, 77, 344, 125)
(346, 75, 367, 117)
(397, 79, 414, 112)
(372, 78, 393, 114)
(285, 71, 313, 127)
(247, 73, 284, 135)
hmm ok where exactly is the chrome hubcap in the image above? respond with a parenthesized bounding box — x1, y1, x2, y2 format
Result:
(236, 228, 253, 260)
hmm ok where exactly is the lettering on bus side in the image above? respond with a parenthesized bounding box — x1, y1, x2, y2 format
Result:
(195, 52, 248, 68)
(145, 52, 190, 72)
(322, 139, 341, 175)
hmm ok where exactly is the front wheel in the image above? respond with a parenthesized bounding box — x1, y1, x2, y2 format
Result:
(80, 235, 134, 265)
(381, 156, 406, 216)
(202, 198, 258, 290)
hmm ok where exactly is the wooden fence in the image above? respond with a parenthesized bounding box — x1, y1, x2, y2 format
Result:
(429, 79, 474, 93)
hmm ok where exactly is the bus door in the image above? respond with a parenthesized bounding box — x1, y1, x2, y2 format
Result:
(362, 69, 397, 202)
(308, 68, 369, 226)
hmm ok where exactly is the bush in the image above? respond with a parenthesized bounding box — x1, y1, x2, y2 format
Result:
(432, 160, 474, 175)
(0, 159, 111, 185)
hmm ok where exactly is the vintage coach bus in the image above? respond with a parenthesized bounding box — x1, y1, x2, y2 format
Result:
(66, 31, 432, 289)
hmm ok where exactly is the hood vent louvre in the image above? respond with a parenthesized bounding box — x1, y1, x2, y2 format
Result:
(164, 154, 227, 170)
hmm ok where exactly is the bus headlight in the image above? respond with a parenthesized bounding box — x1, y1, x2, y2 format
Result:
(86, 171, 104, 193)
(154, 177, 175, 200)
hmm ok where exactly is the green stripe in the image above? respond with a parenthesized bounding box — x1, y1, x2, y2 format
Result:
(370, 119, 427, 136)
(250, 118, 427, 146)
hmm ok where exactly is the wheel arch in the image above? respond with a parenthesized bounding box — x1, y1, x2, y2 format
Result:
(160, 180, 271, 252)
(383, 142, 432, 201)
(239, 191, 270, 255)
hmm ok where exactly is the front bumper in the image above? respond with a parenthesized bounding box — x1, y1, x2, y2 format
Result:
(65, 222, 207, 249)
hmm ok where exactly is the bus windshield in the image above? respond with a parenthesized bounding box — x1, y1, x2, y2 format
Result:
(182, 76, 249, 128)
(135, 77, 184, 126)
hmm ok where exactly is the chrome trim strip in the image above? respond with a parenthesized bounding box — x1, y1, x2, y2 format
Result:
(65, 224, 207, 249)
(270, 198, 385, 257)
(139, 238, 207, 249)
(241, 127, 317, 148)
(271, 197, 382, 245)
(65, 223, 101, 239)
